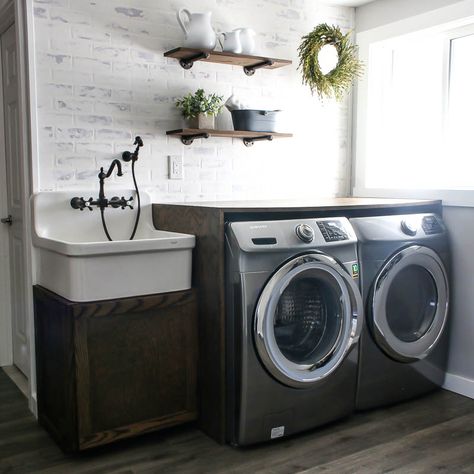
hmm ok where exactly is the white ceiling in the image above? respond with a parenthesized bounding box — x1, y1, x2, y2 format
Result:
(322, 0, 376, 7)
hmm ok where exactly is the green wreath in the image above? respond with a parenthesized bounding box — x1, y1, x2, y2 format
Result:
(298, 23, 363, 101)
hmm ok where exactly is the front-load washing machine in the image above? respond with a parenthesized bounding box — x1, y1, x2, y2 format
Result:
(350, 214, 450, 411)
(225, 217, 363, 446)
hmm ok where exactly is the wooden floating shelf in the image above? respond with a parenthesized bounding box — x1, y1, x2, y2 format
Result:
(166, 128, 293, 146)
(164, 47, 292, 76)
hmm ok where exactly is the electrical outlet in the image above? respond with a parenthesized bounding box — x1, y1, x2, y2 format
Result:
(168, 155, 183, 180)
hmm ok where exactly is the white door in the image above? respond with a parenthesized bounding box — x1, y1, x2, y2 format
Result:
(0, 24, 29, 376)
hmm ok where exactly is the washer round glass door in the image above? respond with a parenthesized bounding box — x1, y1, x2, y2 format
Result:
(370, 245, 449, 362)
(255, 253, 363, 388)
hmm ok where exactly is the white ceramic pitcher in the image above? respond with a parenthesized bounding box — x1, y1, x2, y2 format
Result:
(218, 30, 242, 54)
(234, 28, 256, 54)
(177, 8, 217, 50)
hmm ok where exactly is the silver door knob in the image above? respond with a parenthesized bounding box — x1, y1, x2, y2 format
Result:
(1, 215, 12, 225)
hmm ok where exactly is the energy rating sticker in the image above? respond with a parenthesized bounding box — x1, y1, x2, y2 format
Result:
(352, 263, 359, 278)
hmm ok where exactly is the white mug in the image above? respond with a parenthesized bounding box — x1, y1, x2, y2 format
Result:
(218, 30, 242, 54)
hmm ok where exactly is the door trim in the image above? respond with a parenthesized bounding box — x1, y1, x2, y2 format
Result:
(0, 7, 14, 369)
(0, 3, 14, 34)
(370, 245, 449, 362)
(255, 252, 363, 388)
(0, 0, 37, 416)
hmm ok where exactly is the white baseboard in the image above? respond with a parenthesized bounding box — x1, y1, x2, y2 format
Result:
(443, 372, 474, 399)
(29, 391, 38, 419)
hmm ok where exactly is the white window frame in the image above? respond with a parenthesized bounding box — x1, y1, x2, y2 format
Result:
(353, 1, 474, 207)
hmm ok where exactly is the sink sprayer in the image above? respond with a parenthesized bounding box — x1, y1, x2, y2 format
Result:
(70, 136, 144, 241)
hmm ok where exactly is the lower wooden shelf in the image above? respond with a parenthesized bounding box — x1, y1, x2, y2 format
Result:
(166, 128, 293, 146)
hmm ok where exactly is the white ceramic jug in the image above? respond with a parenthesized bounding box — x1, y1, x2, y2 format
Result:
(218, 30, 242, 54)
(234, 28, 256, 54)
(177, 8, 217, 50)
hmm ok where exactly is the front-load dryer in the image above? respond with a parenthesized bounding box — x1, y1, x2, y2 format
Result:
(225, 218, 363, 446)
(350, 214, 450, 411)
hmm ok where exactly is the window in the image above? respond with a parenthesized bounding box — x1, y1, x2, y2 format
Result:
(444, 32, 474, 189)
(365, 33, 446, 190)
(354, 16, 474, 205)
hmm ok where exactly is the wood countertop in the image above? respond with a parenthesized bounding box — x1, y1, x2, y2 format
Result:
(155, 197, 441, 211)
(153, 197, 441, 213)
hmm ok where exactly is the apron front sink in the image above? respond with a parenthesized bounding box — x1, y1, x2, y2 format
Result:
(32, 191, 195, 302)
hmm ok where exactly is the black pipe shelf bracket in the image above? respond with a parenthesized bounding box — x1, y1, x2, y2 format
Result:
(243, 135, 274, 147)
(181, 132, 210, 145)
(243, 59, 275, 76)
(166, 129, 292, 146)
(179, 51, 211, 70)
(164, 48, 291, 75)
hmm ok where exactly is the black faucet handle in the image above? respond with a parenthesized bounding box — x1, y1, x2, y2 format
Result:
(71, 196, 94, 211)
(134, 136, 143, 147)
(122, 196, 134, 210)
(85, 197, 94, 211)
(109, 196, 133, 209)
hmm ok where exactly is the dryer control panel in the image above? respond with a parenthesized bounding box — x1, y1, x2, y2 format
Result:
(350, 213, 446, 242)
(422, 215, 443, 235)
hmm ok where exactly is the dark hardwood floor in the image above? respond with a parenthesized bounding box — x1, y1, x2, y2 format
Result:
(1, 369, 473, 474)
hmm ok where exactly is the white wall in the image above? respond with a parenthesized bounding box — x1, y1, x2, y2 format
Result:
(33, 0, 354, 202)
(354, 0, 474, 397)
(443, 207, 474, 397)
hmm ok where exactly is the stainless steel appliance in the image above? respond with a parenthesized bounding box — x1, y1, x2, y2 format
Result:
(350, 214, 450, 410)
(225, 218, 363, 445)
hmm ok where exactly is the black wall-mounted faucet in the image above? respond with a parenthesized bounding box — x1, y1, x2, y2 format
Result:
(71, 159, 132, 212)
(70, 136, 144, 242)
(97, 159, 123, 208)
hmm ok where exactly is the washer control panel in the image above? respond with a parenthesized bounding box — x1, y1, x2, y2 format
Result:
(227, 217, 357, 252)
(317, 220, 349, 242)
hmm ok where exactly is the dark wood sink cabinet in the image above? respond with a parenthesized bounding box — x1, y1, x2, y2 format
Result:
(152, 197, 442, 443)
(34, 286, 198, 452)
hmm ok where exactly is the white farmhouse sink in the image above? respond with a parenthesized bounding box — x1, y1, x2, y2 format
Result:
(32, 191, 195, 302)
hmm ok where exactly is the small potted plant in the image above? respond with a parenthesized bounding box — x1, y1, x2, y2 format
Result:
(175, 88, 224, 129)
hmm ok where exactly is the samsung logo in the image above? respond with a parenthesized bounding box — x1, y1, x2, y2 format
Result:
(250, 225, 268, 229)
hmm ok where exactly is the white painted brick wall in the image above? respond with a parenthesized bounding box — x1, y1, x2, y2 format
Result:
(33, 0, 354, 202)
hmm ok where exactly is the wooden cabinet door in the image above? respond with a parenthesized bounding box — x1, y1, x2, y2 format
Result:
(72, 291, 198, 450)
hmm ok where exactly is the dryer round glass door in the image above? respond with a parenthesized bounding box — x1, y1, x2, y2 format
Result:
(254, 253, 363, 388)
(370, 245, 449, 362)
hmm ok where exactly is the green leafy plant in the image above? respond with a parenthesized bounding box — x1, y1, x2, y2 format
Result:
(175, 89, 224, 119)
(298, 23, 364, 101)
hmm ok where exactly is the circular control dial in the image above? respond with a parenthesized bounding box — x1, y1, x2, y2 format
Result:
(401, 219, 418, 236)
(296, 224, 314, 243)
